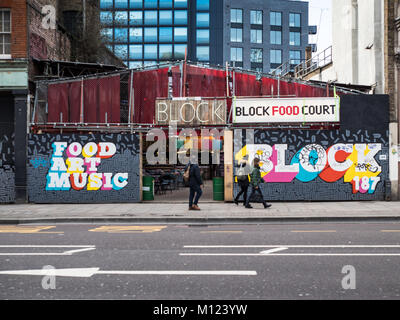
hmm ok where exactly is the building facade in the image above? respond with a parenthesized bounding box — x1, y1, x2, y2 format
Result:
(287, 0, 399, 200)
(0, 0, 125, 203)
(101, 0, 315, 72)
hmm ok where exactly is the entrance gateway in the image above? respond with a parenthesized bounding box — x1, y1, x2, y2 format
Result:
(26, 95, 390, 203)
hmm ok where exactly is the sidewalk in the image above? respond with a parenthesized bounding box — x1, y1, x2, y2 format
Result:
(0, 201, 400, 224)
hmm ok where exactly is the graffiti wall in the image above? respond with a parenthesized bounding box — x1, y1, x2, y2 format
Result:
(0, 132, 15, 203)
(27, 133, 140, 203)
(233, 95, 390, 201)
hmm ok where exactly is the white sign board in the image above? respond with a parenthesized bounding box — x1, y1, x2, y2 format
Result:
(233, 97, 340, 124)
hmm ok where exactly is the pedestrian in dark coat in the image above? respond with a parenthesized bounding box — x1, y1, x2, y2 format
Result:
(185, 162, 203, 210)
(234, 157, 250, 206)
(245, 158, 271, 209)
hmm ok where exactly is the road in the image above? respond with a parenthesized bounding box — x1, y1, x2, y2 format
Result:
(0, 222, 400, 300)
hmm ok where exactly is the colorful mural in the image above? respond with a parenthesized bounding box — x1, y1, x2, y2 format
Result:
(27, 134, 140, 203)
(235, 143, 382, 195)
(233, 129, 389, 201)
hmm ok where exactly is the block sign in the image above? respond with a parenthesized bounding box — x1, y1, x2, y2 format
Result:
(155, 98, 227, 126)
(233, 97, 340, 124)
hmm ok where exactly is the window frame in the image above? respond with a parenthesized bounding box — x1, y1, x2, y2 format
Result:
(230, 27, 243, 43)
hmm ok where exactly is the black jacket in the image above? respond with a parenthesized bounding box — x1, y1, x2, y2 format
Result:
(186, 163, 203, 187)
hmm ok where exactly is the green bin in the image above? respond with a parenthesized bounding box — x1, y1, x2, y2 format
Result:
(143, 176, 154, 201)
(213, 177, 224, 201)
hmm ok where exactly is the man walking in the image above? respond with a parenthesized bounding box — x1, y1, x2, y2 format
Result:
(234, 156, 250, 206)
(185, 161, 203, 210)
(245, 158, 271, 209)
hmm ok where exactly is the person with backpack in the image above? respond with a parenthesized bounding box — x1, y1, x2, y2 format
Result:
(234, 156, 250, 206)
(245, 157, 271, 209)
(184, 161, 203, 210)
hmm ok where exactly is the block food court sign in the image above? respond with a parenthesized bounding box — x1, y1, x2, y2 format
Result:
(233, 97, 340, 124)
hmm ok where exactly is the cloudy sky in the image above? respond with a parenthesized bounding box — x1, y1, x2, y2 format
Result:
(301, 0, 332, 54)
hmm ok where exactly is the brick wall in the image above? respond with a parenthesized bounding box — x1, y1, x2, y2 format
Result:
(0, 0, 28, 59)
(27, 0, 72, 81)
(385, 0, 396, 122)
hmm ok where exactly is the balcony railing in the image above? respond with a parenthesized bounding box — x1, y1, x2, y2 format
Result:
(294, 46, 332, 78)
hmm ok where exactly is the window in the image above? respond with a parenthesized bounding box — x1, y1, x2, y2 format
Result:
(100, 11, 113, 25)
(174, 27, 187, 42)
(130, 0, 142, 8)
(130, 11, 143, 25)
(289, 13, 301, 27)
(114, 45, 128, 60)
(196, 12, 209, 27)
(144, 61, 157, 66)
(290, 50, 301, 65)
(159, 11, 173, 25)
(250, 10, 262, 25)
(251, 29, 262, 44)
(250, 48, 262, 63)
(115, 0, 128, 9)
(174, 0, 187, 8)
(144, 44, 157, 59)
(144, 0, 157, 8)
(159, 27, 173, 42)
(230, 9, 242, 23)
(130, 45, 142, 59)
(174, 10, 187, 24)
(144, 11, 157, 25)
(115, 11, 128, 25)
(270, 30, 281, 45)
(100, 0, 113, 9)
(197, 46, 209, 61)
(174, 44, 187, 59)
(129, 61, 143, 69)
(270, 49, 282, 64)
(129, 27, 142, 42)
(159, 0, 173, 8)
(270, 11, 282, 26)
(289, 32, 301, 46)
(230, 47, 243, 62)
(230, 28, 242, 42)
(159, 44, 173, 60)
(101, 28, 113, 42)
(144, 27, 158, 42)
(114, 28, 128, 42)
(197, 0, 209, 10)
(196, 29, 209, 44)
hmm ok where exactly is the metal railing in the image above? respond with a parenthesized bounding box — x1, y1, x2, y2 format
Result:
(294, 46, 332, 78)
(271, 46, 332, 79)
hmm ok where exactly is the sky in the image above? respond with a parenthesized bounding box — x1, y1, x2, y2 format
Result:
(300, 0, 332, 54)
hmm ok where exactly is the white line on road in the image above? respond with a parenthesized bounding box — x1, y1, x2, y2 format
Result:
(259, 247, 289, 254)
(0, 245, 96, 256)
(183, 245, 400, 248)
(180, 253, 400, 257)
(181, 244, 400, 257)
(0, 268, 257, 277)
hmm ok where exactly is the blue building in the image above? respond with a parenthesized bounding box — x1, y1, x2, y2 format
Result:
(100, 0, 316, 73)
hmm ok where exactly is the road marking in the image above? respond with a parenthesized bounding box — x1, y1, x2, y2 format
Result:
(259, 247, 288, 254)
(200, 231, 243, 234)
(183, 245, 400, 248)
(180, 253, 400, 256)
(0, 268, 257, 277)
(381, 230, 400, 232)
(180, 245, 400, 257)
(88, 226, 167, 233)
(291, 230, 337, 233)
(0, 245, 95, 256)
(0, 226, 62, 234)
